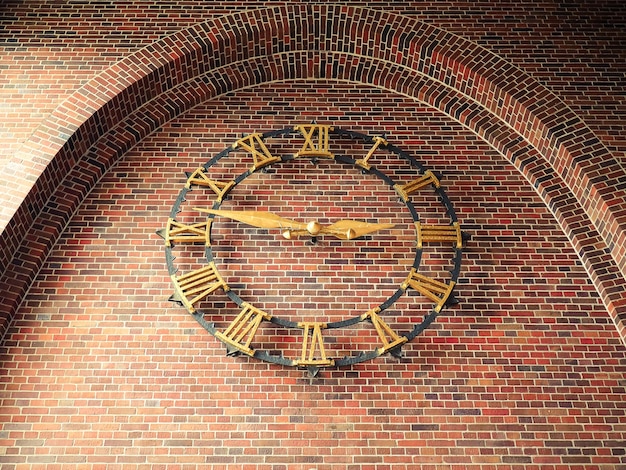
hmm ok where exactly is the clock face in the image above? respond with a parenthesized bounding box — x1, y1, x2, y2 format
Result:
(159, 124, 464, 375)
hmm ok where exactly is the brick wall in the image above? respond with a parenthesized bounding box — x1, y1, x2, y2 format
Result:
(1, 2, 625, 468)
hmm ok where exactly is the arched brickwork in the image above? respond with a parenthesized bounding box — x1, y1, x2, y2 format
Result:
(1, 5, 624, 341)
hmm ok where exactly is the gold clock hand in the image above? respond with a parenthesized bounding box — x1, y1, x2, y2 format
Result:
(321, 220, 395, 240)
(192, 208, 309, 232)
(286, 220, 395, 239)
(193, 208, 394, 240)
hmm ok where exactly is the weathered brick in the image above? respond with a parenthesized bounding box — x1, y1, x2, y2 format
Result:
(1, 3, 625, 469)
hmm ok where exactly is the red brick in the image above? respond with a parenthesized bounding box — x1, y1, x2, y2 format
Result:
(1, 3, 625, 469)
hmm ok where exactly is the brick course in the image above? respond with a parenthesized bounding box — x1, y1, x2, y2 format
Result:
(1, 2, 625, 468)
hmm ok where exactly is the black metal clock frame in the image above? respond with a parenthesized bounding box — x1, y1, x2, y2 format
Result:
(160, 125, 466, 376)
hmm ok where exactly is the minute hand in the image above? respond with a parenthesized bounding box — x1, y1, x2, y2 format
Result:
(192, 208, 308, 232)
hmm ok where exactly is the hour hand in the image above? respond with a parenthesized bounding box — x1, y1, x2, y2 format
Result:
(323, 220, 395, 240)
(288, 219, 395, 240)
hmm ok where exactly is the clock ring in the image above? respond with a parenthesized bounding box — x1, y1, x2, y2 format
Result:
(159, 124, 466, 376)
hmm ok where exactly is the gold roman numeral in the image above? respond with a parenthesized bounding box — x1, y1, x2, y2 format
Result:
(232, 133, 281, 171)
(294, 124, 334, 159)
(185, 168, 235, 202)
(394, 170, 440, 201)
(161, 218, 210, 247)
(416, 222, 463, 249)
(362, 308, 407, 354)
(355, 135, 388, 170)
(402, 269, 455, 312)
(295, 322, 334, 367)
(170, 262, 228, 313)
(215, 303, 271, 356)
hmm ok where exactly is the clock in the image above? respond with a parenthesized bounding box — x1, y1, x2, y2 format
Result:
(158, 124, 466, 376)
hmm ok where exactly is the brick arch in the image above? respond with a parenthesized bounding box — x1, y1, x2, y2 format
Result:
(1, 5, 624, 340)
